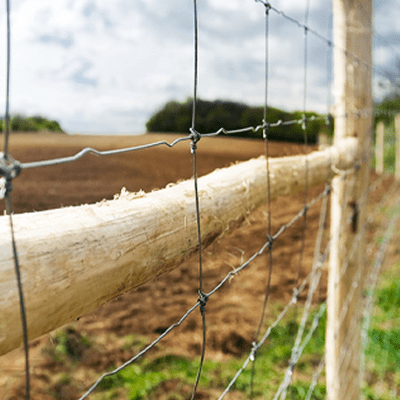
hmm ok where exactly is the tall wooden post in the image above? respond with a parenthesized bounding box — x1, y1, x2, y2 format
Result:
(375, 121, 384, 174)
(326, 0, 373, 399)
(395, 114, 400, 180)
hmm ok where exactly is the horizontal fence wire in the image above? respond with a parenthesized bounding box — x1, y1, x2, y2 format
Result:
(77, 181, 332, 399)
(360, 190, 400, 392)
(1, 0, 399, 399)
(341, 189, 400, 399)
(17, 115, 324, 171)
(273, 187, 330, 400)
(255, 0, 388, 82)
(219, 245, 331, 399)
(2, 1, 30, 399)
(217, 171, 392, 399)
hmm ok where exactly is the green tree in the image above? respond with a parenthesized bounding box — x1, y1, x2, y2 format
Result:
(0, 114, 64, 133)
(146, 98, 326, 143)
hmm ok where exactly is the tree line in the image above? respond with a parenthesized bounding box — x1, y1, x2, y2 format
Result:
(0, 114, 64, 133)
(374, 96, 400, 126)
(146, 98, 332, 144)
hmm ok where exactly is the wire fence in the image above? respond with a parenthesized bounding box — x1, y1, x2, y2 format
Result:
(1, 0, 399, 399)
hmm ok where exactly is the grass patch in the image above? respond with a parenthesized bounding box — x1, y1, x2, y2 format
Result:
(92, 306, 327, 399)
(46, 273, 398, 399)
(88, 275, 399, 400)
(373, 121, 397, 173)
(363, 267, 400, 399)
(45, 326, 92, 364)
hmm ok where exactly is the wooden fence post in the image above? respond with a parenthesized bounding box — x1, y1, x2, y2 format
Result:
(375, 121, 384, 174)
(326, 0, 373, 399)
(0, 141, 358, 357)
(395, 114, 400, 180)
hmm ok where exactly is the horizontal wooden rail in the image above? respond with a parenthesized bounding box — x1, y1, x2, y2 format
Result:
(0, 138, 358, 356)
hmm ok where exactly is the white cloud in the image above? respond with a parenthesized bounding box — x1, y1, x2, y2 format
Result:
(0, 0, 398, 133)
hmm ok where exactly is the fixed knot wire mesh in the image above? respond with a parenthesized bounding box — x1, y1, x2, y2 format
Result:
(1, 0, 399, 399)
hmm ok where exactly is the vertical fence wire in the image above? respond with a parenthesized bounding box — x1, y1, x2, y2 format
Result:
(250, 2, 273, 397)
(3, 0, 11, 157)
(274, 190, 330, 400)
(2, 1, 30, 398)
(189, 1, 208, 398)
(295, 0, 311, 297)
(360, 194, 400, 397)
(1, 1, 399, 399)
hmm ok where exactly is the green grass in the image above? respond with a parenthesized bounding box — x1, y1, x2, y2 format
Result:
(44, 326, 92, 364)
(46, 262, 398, 399)
(44, 266, 398, 400)
(42, 274, 398, 400)
(90, 307, 327, 400)
(363, 263, 400, 399)
(86, 272, 400, 400)
(373, 121, 397, 173)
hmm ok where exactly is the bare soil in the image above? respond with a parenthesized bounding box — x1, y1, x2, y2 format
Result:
(0, 133, 395, 399)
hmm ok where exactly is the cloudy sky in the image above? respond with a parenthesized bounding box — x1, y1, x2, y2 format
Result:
(0, 0, 399, 134)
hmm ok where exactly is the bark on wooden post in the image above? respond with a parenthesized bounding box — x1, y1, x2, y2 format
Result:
(395, 114, 400, 180)
(375, 121, 384, 174)
(326, 0, 373, 399)
(0, 141, 358, 357)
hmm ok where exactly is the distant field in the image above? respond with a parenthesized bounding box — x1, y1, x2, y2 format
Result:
(1, 133, 395, 399)
(1, 132, 308, 214)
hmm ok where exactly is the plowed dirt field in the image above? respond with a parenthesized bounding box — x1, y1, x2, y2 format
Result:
(0, 133, 393, 399)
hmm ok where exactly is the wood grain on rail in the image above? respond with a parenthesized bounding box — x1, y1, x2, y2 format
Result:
(0, 137, 357, 356)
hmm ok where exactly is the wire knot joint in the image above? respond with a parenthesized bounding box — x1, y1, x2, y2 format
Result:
(189, 128, 201, 153)
(301, 114, 307, 131)
(267, 234, 274, 250)
(250, 341, 258, 362)
(198, 290, 209, 316)
(0, 153, 21, 199)
(262, 120, 270, 139)
(255, 0, 271, 11)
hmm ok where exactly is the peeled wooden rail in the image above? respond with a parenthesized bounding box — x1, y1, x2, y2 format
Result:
(0, 138, 358, 356)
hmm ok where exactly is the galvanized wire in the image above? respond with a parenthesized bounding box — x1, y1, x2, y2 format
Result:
(331, 186, 400, 399)
(250, 5, 273, 396)
(275, 190, 329, 400)
(3, 0, 11, 158)
(218, 243, 331, 400)
(273, 301, 327, 400)
(334, 181, 399, 342)
(304, 357, 325, 400)
(78, 301, 200, 400)
(189, 1, 208, 398)
(216, 165, 388, 398)
(77, 182, 331, 399)
(295, 0, 311, 297)
(259, 0, 386, 80)
(218, 175, 395, 399)
(1, 1, 397, 399)
(18, 115, 327, 171)
(360, 196, 400, 393)
(337, 177, 399, 286)
(2, 1, 30, 399)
